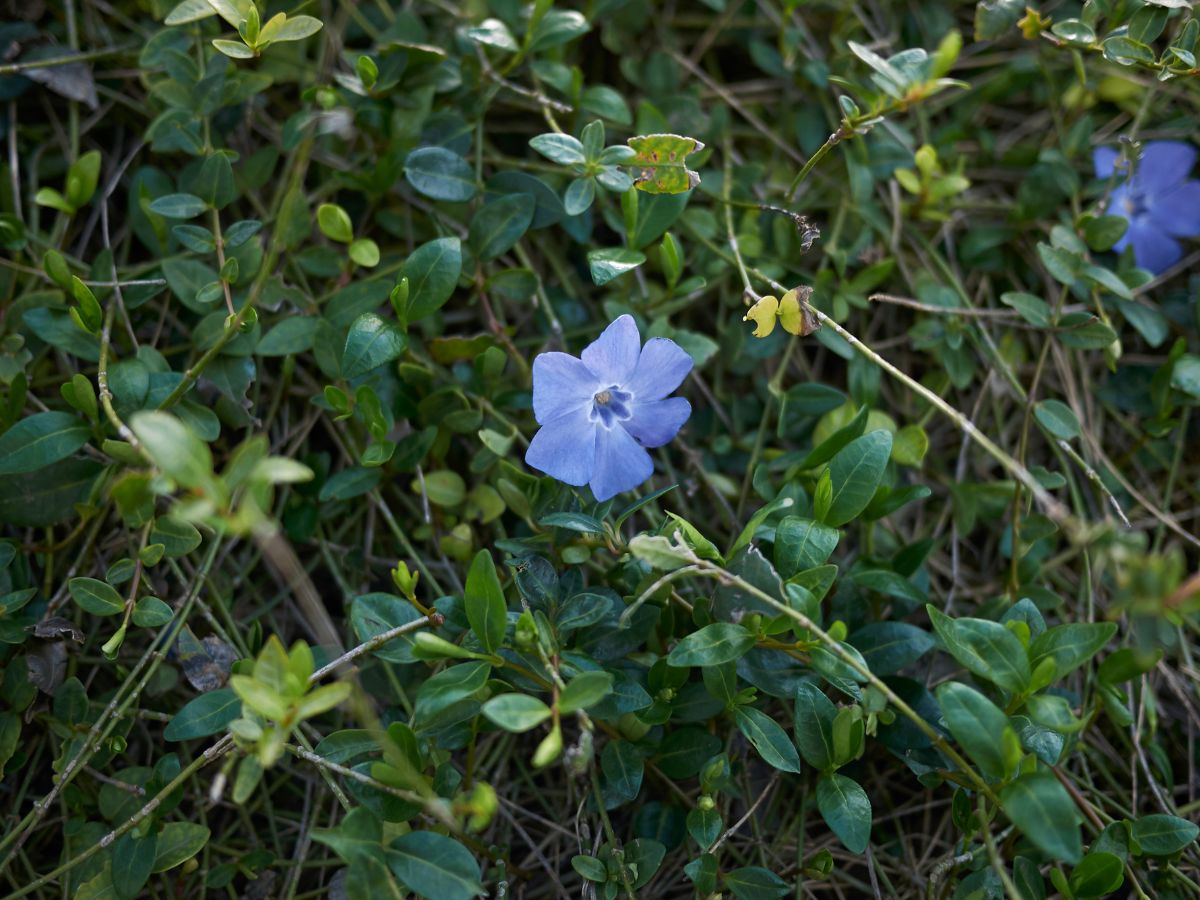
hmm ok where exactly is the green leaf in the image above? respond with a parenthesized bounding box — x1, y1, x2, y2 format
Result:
(600, 739, 643, 808)
(587, 247, 645, 285)
(1000, 291, 1051, 328)
(213, 39, 256, 58)
(112, 832, 157, 900)
(320, 466, 382, 501)
(657, 727, 723, 778)
(132, 596, 174, 627)
(466, 18, 519, 52)
(165, 0, 218, 24)
(627, 134, 705, 193)
(0, 411, 89, 475)
(825, 430, 892, 527)
(667, 623, 756, 667)
(349, 593, 422, 664)
(724, 866, 789, 899)
(1130, 814, 1199, 856)
(0, 458, 101, 527)
(1000, 772, 1083, 863)
(469, 193, 535, 261)
(465, 549, 506, 654)
(847, 622, 934, 676)
(1057, 313, 1118, 350)
(1069, 852, 1124, 898)
(349, 238, 380, 267)
(342, 313, 407, 379)
(265, 14, 323, 42)
(152, 823, 211, 873)
(558, 671, 613, 713)
(935, 681, 1016, 780)
(414, 661, 491, 720)
(1034, 399, 1080, 440)
(927, 605, 1031, 695)
(148, 193, 207, 219)
(539, 511, 604, 533)
(68, 578, 125, 616)
(66, 150, 102, 211)
(793, 682, 836, 770)
(571, 855, 607, 882)
(529, 133, 586, 165)
(1051, 19, 1097, 44)
(1171, 355, 1200, 398)
(816, 773, 872, 853)
(527, 9, 590, 53)
(129, 412, 214, 491)
(257, 317, 319, 356)
(317, 203, 354, 243)
(1029, 623, 1117, 680)
(388, 832, 483, 900)
(404, 147, 477, 202)
(1083, 215, 1128, 251)
(481, 694, 551, 732)
(1102, 35, 1156, 65)
(151, 516, 203, 557)
(164, 687, 241, 740)
(774, 516, 839, 578)
(734, 706, 802, 773)
(404, 237, 462, 321)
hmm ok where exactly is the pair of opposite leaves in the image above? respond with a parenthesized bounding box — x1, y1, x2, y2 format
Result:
(744, 287, 820, 338)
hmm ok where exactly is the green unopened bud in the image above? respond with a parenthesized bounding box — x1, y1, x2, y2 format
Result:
(697, 794, 715, 811)
(532, 723, 562, 769)
(101, 625, 126, 660)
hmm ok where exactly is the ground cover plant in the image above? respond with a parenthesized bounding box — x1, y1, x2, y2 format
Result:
(1, 0, 1199, 897)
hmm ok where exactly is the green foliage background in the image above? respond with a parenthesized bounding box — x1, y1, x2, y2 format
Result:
(0, 0, 1198, 897)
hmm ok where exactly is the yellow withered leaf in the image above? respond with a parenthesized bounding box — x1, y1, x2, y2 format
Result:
(743, 296, 779, 338)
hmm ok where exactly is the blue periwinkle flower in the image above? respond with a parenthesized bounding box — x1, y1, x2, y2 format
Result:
(525, 315, 693, 501)
(1094, 141, 1200, 274)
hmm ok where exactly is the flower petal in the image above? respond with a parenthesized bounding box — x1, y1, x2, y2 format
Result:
(1128, 221, 1182, 274)
(581, 315, 641, 385)
(1137, 141, 1197, 194)
(626, 337, 694, 401)
(1094, 146, 1120, 179)
(589, 422, 653, 501)
(525, 407, 596, 486)
(1146, 180, 1200, 238)
(532, 352, 600, 424)
(623, 397, 691, 449)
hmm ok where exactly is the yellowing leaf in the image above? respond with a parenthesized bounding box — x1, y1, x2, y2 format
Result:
(627, 134, 704, 194)
(744, 296, 779, 338)
(778, 287, 820, 336)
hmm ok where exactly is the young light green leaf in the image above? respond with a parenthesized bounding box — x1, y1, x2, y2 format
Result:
(481, 693, 551, 732)
(558, 671, 613, 713)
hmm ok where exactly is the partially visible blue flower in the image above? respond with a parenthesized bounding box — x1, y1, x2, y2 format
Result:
(1094, 141, 1200, 274)
(525, 315, 692, 501)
